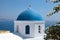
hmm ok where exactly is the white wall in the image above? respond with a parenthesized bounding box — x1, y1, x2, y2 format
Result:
(14, 21, 45, 38)
(14, 21, 35, 38)
(34, 22, 45, 37)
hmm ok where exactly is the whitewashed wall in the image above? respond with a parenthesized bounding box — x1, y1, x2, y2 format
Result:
(14, 21, 45, 38)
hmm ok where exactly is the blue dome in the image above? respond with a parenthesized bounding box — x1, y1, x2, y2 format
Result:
(17, 9, 43, 21)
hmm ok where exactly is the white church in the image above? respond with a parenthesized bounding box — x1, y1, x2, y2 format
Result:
(14, 7, 45, 40)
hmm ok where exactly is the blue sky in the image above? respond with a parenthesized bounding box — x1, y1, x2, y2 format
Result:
(0, 0, 60, 21)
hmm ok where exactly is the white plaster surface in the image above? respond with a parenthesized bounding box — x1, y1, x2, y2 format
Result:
(0, 33, 23, 40)
(14, 21, 45, 38)
(0, 32, 45, 40)
(14, 21, 45, 40)
(23, 36, 44, 40)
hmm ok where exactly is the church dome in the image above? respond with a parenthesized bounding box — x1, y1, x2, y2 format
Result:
(17, 8, 43, 21)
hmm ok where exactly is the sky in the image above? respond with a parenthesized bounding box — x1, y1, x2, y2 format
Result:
(0, 0, 60, 21)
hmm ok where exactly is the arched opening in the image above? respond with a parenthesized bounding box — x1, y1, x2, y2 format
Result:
(16, 25, 19, 33)
(25, 25, 30, 34)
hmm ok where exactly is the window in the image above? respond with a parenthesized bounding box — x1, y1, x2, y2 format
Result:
(16, 25, 19, 33)
(25, 25, 30, 34)
(38, 31, 40, 33)
(38, 26, 40, 30)
(38, 26, 40, 33)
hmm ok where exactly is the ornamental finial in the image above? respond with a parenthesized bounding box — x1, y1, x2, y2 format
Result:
(28, 4, 31, 9)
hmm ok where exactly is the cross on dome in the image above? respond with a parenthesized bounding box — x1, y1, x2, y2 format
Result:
(28, 4, 31, 9)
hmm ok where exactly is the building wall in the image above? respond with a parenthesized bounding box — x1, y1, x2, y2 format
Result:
(34, 23, 45, 37)
(14, 21, 35, 38)
(14, 21, 45, 38)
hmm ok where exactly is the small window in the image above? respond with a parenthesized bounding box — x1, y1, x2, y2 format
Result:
(25, 25, 30, 34)
(39, 26, 40, 28)
(38, 31, 40, 33)
(38, 26, 40, 30)
(38, 26, 40, 33)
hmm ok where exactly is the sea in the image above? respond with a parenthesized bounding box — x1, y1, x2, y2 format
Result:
(0, 19, 56, 32)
